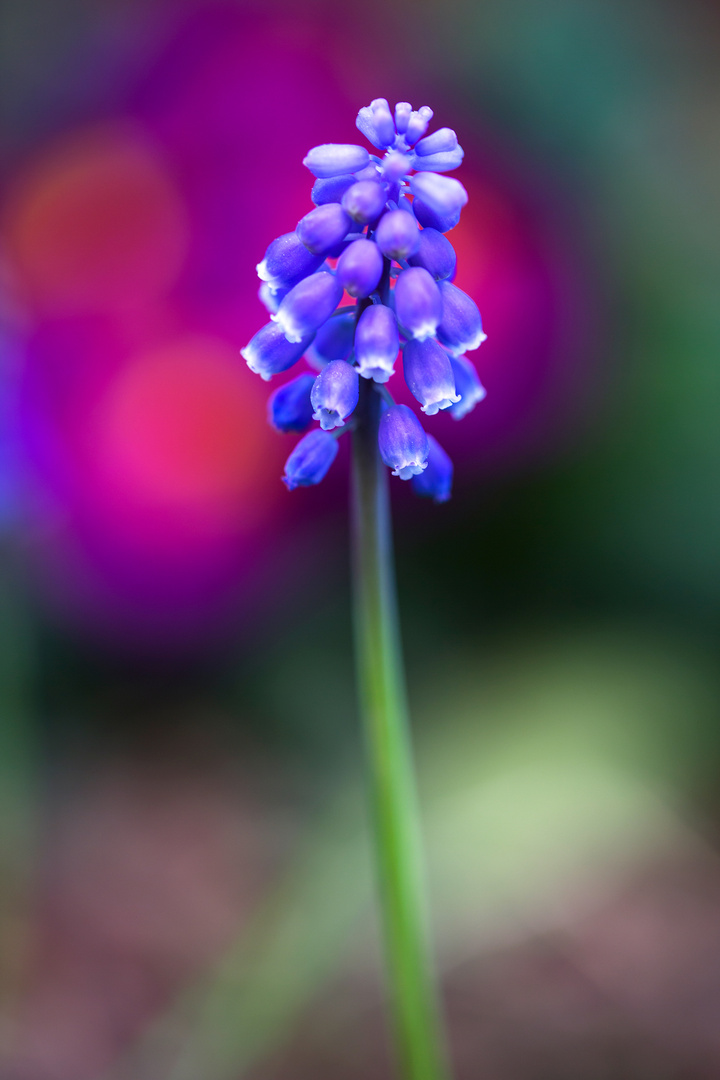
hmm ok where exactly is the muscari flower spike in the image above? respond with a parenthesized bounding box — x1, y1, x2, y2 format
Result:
(241, 97, 488, 500)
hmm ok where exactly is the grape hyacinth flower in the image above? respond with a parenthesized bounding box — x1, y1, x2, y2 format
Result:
(241, 98, 489, 1080)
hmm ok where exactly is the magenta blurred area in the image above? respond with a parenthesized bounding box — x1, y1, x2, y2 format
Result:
(0, 0, 596, 647)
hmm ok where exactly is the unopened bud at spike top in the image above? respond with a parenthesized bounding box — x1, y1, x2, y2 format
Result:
(402, 337, 460, 415)
(409, 173, 468, 219)
(311, 359, 359, 430)
(272, 271, 343, 344)
(412, 198, 461, 234)
(311, 174, 356, 206)
(355, 304, 399, 383)
(283, 429, 339, 490)
(341, 180, 388, 224)
(378, 403, 429, 480)
(393, 266, 443, 341)
(303, 143, 370, 178)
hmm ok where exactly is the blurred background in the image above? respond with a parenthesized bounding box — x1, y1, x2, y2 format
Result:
(1, 0, 720, 1077)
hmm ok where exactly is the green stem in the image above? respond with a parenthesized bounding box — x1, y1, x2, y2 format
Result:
(351, 381, 451, 1080)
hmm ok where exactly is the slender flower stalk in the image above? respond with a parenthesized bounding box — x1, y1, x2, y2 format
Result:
(352, 378, 450, 1080)
(241, 96, 488, 1078)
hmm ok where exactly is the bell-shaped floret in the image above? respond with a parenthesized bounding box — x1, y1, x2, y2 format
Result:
(412, 198, 461, 234)
(283, 429, 338, 490)
(409, 173, 468, 220)
(303, 144, 370, 178)
(407, 228, 456, 281)
(310, 359, 359, 431)
(341, 180, 388, 224)
(307, 312, 355, 369)
(378, 404, 429, 480)
(404, 107, 434, 146)
(258, 281, 289, 314)
(355, 304, 399, 383)
(375, 209, 421, 260)
(272, 271, 343, 344)
(257, 232, 324, 292)
(437, 281, 487, 354)
(403, 338, 460, 415)
(356, 98, 396, 149)
(336, 238, 384, 298)
(311, 174, 356, 206)
(241, 322, 315, 381)
(394, 266, 443, 341)
(449, 355, 487, 420)
(297, 204, 353, 256)
(411, 435, 453, 503)
(267, 373, 316, 433)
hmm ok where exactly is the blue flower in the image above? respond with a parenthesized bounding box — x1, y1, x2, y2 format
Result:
(283, 429, 339, 490)
(241, 321, 316, 381)
(242, 97, 486, 497)
(394, 267, 443, 342)
(378, 404, 429, 479)
(449, 355, 487, 420)
(355, 304, 399, 383)
(311, 360, 359, 430)
(272, 271, 344, 344)
(411, 435, 453, 502)
(268, 373, 316, 433)
(403, 338, 460, 415)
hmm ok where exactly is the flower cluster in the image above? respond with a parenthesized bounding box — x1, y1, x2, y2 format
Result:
(241, 98, 487, 502)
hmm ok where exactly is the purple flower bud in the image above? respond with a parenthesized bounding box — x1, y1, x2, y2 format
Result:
(378, 404, 429, 480)
(415, 128, 459, 157)
(380, 150, 412, 182)
(258, 281, 289, 314)
(393, 266, 443, 341)
(353, 162, 380, 182)
(411, 435, 453, 503)
(402, 338, 460, 415)
(341, 180, 388, 224)
(311, 359, 359, 430)
(241, 322, 315, 381)
(303, 144, 370, 179)
(283, 429, 338, 490)
(412, 198, 461, 234)
(437, 281, 487, 354)
(394, 102, 412, 134)
(307, 312, 356, 369)
(405, 107, 434, 146)
(311, 174, 356, 206)
(355, 304, 399, 383)
(356, 98, 396, 149)
(375, 209, 421, 260)
(297, 204, 353, 256)
(409, 173, 468, 219)
(336, 238, 384, 299)
(410, 148, 465, 173)
(267, 372, 316, 432)
(272, 271, 343, 344)
(257, 232, 324, 291)
(449, 355, 487, 420)
(407, 228, 456, 281)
